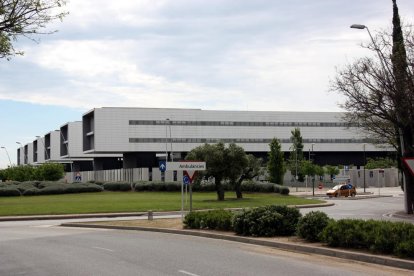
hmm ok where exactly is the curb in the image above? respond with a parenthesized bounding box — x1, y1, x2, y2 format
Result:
(61, 222, 414, 271)
(0, 203, 334, 222)
(0, 212, 145, 222)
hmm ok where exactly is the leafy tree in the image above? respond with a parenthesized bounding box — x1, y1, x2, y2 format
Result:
(226, 143, 248, 199)
(314, 164, 325, 180)
(325, 165, 339, 181)
(365, 157, 397, 170)
(267, 138, 285, 184)
(186, 143, 228, 201)
(233, 154, 263, 199)
(301, 160, 316, 178)
(288, 128, 305, 182)
(331, 1, 414, 212)
(36, 163, 64, 181)
(0, 0, 68, 60)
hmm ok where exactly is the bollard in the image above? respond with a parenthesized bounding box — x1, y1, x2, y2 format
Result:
(148, 210, 153, 221)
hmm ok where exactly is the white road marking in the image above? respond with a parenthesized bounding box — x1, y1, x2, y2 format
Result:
(178, 270, 201, 276)
(92, 246, 114, 252)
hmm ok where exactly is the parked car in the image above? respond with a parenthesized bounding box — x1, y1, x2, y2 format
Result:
(326, 184, 356, 198)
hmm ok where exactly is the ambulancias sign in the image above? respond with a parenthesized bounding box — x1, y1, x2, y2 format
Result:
(166, 161, 206, 171)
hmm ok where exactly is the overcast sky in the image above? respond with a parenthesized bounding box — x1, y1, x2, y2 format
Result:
(0, 0, 413, 168)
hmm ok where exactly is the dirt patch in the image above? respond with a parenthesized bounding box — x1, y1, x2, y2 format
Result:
(91, 218, 184, 229)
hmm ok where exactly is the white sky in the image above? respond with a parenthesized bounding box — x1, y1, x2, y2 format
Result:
(0, 0, 413, 167)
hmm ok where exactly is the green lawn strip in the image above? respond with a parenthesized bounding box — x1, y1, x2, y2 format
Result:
(0, 192, 323, 216)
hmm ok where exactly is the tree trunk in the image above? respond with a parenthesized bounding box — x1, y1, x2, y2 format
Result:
(215, 178, 225, 201)
(235, 178, 243, 199)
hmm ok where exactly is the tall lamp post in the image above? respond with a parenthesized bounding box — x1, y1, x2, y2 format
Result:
(1, 146, 12, 167)
(351, 23, 406, 200)
(363, 143, 366, 193)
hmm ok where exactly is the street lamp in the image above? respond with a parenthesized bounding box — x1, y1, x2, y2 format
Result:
(351, 24, 406, 196)
(363, 143, 366, 193)
(1, 146, 12, 167)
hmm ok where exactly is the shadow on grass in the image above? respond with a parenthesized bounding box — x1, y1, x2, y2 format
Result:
(202, 198, 254, 202)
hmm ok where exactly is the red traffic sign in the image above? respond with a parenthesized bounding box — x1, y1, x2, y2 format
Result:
(403, 158, 414, 176)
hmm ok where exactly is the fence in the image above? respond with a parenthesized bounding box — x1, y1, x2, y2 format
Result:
(65, 168, 184, 183)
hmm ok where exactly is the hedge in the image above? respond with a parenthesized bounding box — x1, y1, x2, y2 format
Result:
(184, 210, 234, 231)
(297, 211, 331, 242)
(0, 187, 21, 196)
(233, 205, 301, 237)
(103, 182, 132, 191)
(321, 219, 414, 258)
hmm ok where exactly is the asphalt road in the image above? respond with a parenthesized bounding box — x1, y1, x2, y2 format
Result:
(0, 193, 413, 275)
(0, 221, 411, 276)
(301, 193, 413, 222)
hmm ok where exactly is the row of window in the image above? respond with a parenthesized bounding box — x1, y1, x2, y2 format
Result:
(129, 138, 369, 144)
(129, 120, 357, 128)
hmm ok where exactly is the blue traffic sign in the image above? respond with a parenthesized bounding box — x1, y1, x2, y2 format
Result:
(159, 161, 166, 172)
(183, 175, 191, 185)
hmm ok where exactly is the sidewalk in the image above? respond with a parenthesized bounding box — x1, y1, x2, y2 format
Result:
(289, 186, 403, 198)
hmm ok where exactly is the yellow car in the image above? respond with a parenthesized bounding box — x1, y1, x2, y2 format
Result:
(326, 184, 356, 198)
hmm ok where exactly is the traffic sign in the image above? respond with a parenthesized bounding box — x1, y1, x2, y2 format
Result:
(159, 161, 166, 172)
(183, 174, 191, 185)
(166, 161, 206, 171)
(403, 158, 414, 176)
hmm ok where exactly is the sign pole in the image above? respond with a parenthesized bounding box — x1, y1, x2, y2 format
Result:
(181, 177, 184, 221)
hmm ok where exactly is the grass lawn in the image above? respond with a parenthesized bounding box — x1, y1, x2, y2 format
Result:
(0, 191, 323, 216)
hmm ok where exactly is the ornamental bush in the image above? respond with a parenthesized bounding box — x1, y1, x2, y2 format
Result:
(297, 211, 331, 242)
(0, 187, 21, 196)
(104, 182, 132, 191)
(233, 205, 301, 237)
(321, 219, 414, 258)
(184, 210, 234, 231)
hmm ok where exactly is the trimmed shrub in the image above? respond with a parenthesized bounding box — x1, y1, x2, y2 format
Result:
(280, 186, 290, 195)
(0, 187, 21, 196)
(184, 210, 234, 231)
(233, 205, 301, 237)
(103, 182, 132, 191)
(241, 181, 275, 193)
(36, 185, 66, 195)
(65, 183, 104, 194)
(16, 181, 38, 193)
(23, 188, 40, 196)
(134, 182, 181, 192)
(297, 211, 331, 242)
(395, 240, 414, 258)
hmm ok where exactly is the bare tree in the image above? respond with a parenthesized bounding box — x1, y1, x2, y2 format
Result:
(331, 4, 414, 212)
(0, 0, 67, 59)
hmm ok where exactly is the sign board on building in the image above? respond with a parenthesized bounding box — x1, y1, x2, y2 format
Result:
(166, 162, 206, 171)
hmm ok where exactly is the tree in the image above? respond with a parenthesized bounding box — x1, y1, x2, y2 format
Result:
(186, 143, 261, 200)
(325, 165, 339, 181)
(267, 138, 285, 184)
(226, 143, 248, 199)
(186, 143, 228, 201)
(331, 1, 414, 212)
(36, 162, 64, 181)
(0, 0, 67, 60)
(365, 157, 397, 170)
(233, 154, 263, 199)
(288, 128, 305, 182)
